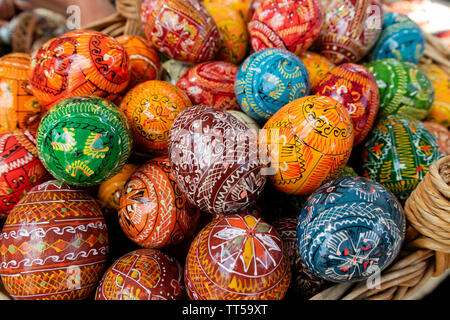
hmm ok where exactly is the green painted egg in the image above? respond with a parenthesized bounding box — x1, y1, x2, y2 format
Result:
(363, 115, 444, 201)
(36, 96, 133, 186)
(366, 59, 434, 120)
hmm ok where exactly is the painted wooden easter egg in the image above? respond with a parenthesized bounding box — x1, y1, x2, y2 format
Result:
(314, 63, 380, 146)
(185, 214, 291, 299)
(120, 80, 192, 156)
(116, 35, 161, 90)
(97, 163, 139, 210)
(366, 58, 434, 120)
(36, 96, 133, 187)
(235, 48, 310, 121)
(298, 51, 335, 91)
(177, 61, 240, 111)
(421, 64, 450, 127)
(246, 0, 262, 21)
(226, 110, 260, 131)
(204, 5, 249, 64)
(272, 216, 329, 298)
(29, 30, 130, 110)
(168, 105, 266, 215)
(0, 53, 43, 133)
(161, 59, 195, 85)
(0, 180, 109, 299)
(118, 156, 200, 249)
(369, 12, 425, 64)
(261, 95, 354, 195)
(95, 249, 185, 300)
(422, 121, 450, 156)
(363, 115, 444, 201)
(0, 129, 51, 217)
(316, 0, 383, 65)
(248, 0, 323, 55)
(141, 0, 220, 63)
(297, 176, 406, 282)
(204, 0, 251, 21)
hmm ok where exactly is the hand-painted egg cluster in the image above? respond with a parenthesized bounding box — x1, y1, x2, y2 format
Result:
(0, 0, 446, 302)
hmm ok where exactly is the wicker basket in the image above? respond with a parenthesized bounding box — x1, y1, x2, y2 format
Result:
(3, 0, 444, 301)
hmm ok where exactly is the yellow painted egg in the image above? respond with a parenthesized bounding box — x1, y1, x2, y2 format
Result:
(421, 64, 450, 127)
(298, 51, 335, 90)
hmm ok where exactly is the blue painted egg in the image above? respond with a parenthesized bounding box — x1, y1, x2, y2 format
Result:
(235, 48, 310, 121)
(369, 12, 425, 64)
(297, 176, 406, 283)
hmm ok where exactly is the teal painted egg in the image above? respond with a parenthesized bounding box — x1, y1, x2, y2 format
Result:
(369, 12, 425, 64)
(36, 96, 133, 187)
(235, 48, 310, 121)
(363, 115, 444, 201)
(366, 59, 434, 120)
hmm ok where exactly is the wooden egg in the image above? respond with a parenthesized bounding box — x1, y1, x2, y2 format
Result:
(298, 51, 335, 91)
(118, 156, 200, 249)
(369, 12, 425, 64)
(0, 129, 51, 217)
(226, 110, 260, 131)
(248, 0, 323, 55)
(422, 121, 449, 156)
(314, 63, 380, 145)
(235, 48, 310, 121)
(204, 0, 251, 21)
(185, 214, 291, 299)
(95, 249, 186, 300)
(366, 58, 434, 120)
(120, 80, 192, 156)
(0, 53, 43, 133)
(29, 30, 130, 109)
(204, 5, 249, 64)
(297, 176, 406, 282)
(36, 96, 133, 187)
(316, 0, 383, 64)
(272, 216, 329, 298)
(261, 95, 354, 195)
(0, 180, 109, 299)
(363, 115, 444, 201)
(421, 64, 450, 127)
(116, 35, 161, 90)
(177, 61, 240, 111)
(168, 105, 266, 215)
(141, 0, 220, 63)
(97, 163, 139, 210)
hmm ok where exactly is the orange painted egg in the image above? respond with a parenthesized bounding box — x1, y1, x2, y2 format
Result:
(298, 51, 335, 90)
(421, 65, 450, 127)
(204, 0, 251, 21)
(261, 95, 354, 195)
(185, 214, 291, 300)
(95, 249, 186, 300)
(176, 61, 240, 110)
(204, 5, 249, 64)
(119, 80, 192, 156)
(0, 53, 43, 133)
(97, 163, 139, 210)
(29, 30, 130, 110)
(140, 0, 220, 63)
(116, 35, 161, 90)
(0, 180, 109, 300)
(118, 156, 200, 249)
(314, 63, 380, 146)
(316, 0, 383, 64)
(0, 129, 51, 217)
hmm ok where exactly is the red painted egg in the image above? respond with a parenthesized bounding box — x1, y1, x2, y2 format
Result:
(118, 156, 200, 249)
(0, 130, 51, 217)
(316, 0, 383, 64)
(29, 30, 130, 109)
(0, 180, 109, 300)
(168, 105, 266, 215)
(185, 214, 291, 299)
(248, 0, 323, 55)
(116, 35, 161, 90)
(314, 63, 380, 145)
(141, 0, 220, 63)
(176, 61, 240, 111)
(422, 121, 450, 156)
(95, 248, 186, 300)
